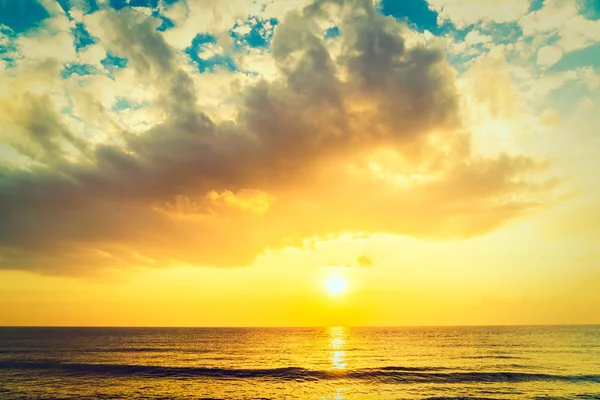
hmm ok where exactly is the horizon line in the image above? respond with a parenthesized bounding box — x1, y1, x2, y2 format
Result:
(1, 323, 599, 329)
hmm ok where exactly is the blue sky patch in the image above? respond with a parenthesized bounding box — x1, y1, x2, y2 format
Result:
(549, 42, 600, 72)
(72, 23, 96, 50)
(325, 26, 340, 39)
(152, 10, 175, 32)
(56, 0, 70, 14)
(61, 63, 98, 79)
(380, 0, 470, 41)
(528, 0, 545, 13)
(231, 17, 278, 49)
(187, 33, 216, 48)
(579, 0, 600, 20)
(380, 0, 439, 33)
(129, 0, 159, 9)
(185, 33, 237, 73)
(84, 0, 100, 13)
(101, 53, 128, 68)
(446, 51, 482, 75)
(112, 97, 149, 112)
(0, 0, 49, 34)
(0, 56, 17, 69)
(447, 25, 471, 42)
(544, 31, 562, 45)
(0, 25, 18, 68)
(56, 0, 99, 15)
(0, 25, 15, 51)
(100, 52, 129, 77)
(110, 0, 129, 11)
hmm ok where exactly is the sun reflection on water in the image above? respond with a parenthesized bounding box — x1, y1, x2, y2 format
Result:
(333, 387, 347, 400)
(329, 327, 347, 370)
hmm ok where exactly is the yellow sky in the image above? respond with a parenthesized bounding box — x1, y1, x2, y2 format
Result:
(0, 0, 599, 326)
(2, 214, 598, 326)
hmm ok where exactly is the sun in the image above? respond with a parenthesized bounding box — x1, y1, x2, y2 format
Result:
(324, 274, 347, 295)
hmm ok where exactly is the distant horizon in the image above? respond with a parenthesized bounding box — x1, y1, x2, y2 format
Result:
(3, 323, 599, 328)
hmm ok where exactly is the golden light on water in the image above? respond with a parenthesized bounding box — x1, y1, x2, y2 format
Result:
(329, 327, 347, 370)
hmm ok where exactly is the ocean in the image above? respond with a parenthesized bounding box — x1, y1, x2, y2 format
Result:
(0, 326, 598, 399)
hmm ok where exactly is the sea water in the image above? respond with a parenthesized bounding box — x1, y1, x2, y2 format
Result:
(0, 326, 599, 399)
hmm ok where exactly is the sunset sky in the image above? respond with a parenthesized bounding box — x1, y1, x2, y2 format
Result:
(0, 0, 599, 327)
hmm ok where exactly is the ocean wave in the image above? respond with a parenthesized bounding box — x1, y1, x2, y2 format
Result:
(460, 355, 521, 360)
(0, 347, 213, 354)
(423, 398, 502, 400)
(1, 361, 599, 384)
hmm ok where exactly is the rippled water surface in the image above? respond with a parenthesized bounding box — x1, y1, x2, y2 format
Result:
(0, 326, 599, 399)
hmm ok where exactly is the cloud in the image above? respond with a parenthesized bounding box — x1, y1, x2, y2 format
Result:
(0, 0, 556, 275)
(14, 14, 77, 63)
(464, 30, 492, 46)
(356, 255, 373, 267)
(539, 108, 561, 127)
(537, 45, 563, 68)
(427, 0, 530, 29)
(519, 0, 578, 36)
(160, 0, 314, 50)
(519, 0, 600, 52)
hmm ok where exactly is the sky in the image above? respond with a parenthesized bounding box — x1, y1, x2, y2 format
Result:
(0, 0, 599, 327)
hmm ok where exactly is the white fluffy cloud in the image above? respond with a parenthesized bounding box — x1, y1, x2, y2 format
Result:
(519, 0, 600, 52)
(536, 45, 563, 68)
(464, 30, 492, 46)
(16, 15, 77, 64)
(427, 0, 530, 28)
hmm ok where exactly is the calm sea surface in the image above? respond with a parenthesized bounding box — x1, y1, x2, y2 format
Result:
(0, 326, 599, 399)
